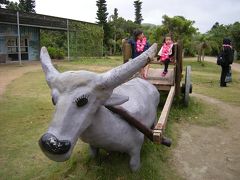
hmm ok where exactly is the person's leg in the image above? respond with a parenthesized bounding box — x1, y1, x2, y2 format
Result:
(143, 64, 150, 79)
(220, 66, 224, 86)
(140, 68, 145, 78)
(162, 59, 170, 77)
(227, 65, 232, 82)
(225, 65, 230, 83)
(220, 66, 227, 86)
(164, 59, 170, 72)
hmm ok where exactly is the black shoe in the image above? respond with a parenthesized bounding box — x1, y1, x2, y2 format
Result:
(220, 84, 227, 87)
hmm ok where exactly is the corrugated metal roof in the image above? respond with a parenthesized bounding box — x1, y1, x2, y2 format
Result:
(0, 8, 99, 30)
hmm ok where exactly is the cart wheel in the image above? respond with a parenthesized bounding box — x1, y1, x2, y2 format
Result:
(183, 66, 192, 107)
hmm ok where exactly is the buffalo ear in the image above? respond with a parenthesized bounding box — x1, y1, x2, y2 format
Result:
(40, 47, 59, 88)
(104, 93, 129, 106)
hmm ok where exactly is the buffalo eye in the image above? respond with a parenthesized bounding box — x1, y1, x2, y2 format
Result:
(51, 89, 59, 106)
(52, 97, 56, 105)
(75, 95, 88, 107)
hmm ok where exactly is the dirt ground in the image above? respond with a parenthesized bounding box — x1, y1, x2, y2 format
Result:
(1, 59, 240, 179)
(172, 93, 240, 180)
(172, 57, 240, 179)
(0, 61, 41, 96)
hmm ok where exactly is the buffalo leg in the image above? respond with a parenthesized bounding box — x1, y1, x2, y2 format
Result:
(129, 148, 141, 171)
(89, 145, 99, 158)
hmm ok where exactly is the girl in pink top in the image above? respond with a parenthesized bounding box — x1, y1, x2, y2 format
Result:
(158, 35, 174, 76)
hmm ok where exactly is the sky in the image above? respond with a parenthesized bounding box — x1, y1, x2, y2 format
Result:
(12, 0, 240, 33)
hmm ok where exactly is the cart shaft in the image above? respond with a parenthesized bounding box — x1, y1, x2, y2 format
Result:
(153, 85, 175, 143)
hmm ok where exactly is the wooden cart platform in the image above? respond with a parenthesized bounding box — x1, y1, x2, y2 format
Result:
(147, 68, 175, 90)
(122, 40, 192, 146)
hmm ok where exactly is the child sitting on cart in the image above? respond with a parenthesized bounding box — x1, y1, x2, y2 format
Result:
(157, 34, 175, 77)
(128, 29, 150, 79)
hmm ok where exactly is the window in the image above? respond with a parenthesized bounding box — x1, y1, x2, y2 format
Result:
(7, 37, 28, 54)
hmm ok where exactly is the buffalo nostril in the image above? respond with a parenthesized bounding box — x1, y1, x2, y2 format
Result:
(39, 133, 71, 155)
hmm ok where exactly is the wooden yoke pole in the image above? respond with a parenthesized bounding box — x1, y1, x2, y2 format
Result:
(175, 41, 183, 96)
(122, 39, 132, 63)
(153, 85, 175, 143)
(106, 106, 153, 141)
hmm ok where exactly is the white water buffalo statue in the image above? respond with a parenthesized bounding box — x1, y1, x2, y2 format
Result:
(39, 44, 159, 171)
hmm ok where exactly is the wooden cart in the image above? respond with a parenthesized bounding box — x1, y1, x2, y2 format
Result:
(122, 40, 192, 146)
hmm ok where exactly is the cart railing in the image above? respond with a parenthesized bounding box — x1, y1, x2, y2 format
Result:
(120, 40, 187, 147)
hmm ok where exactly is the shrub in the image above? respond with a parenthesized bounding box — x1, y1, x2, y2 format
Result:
(47, 47, 65, 59)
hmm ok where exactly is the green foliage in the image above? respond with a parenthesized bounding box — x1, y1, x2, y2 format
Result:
(0, 0, 9, 8)
(5, 1, 19, 10)
(147, 15, 197, 56)
(5, 0, 36, 13)
(134, 0, 143, 25)
(40, 30, 67, 48)
(24, 0, 35, 13)
(69, 21, 104, 57)
(96, 0, 110, 48)
(141, 23, 158, 44)
(230, 22, 240, 59)
(40, 21, 103, 58)
(192, 33, 211, 55)
(203, 21, 240, 58)
(40, 29, 67, 58)
(108, 16, 140, 55)
(113, 8, 118, 21)
(0, 0, 9, 4)
(47, 47, 65, 59)
(161, 15, 197, 42)
(204, 22, 230, 55)
(96, 0, 108, 25)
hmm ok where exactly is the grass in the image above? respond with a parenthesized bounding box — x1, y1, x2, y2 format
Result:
(0, 70, 181, 179)
(0, 56, 238, 179)
(70, 56, 123, 67)
(184, 59, 240, 105)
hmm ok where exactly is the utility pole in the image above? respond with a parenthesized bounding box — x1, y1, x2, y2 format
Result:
(17, 11, 22, 65)
(67, 19, 70, 61)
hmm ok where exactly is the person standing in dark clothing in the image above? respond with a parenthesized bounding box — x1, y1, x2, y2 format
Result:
(219, 38, 234, 87)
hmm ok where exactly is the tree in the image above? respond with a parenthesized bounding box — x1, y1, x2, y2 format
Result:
(96, 0, 108, 25)
(108, 14, 139, 54)
(113, 8, 118, 21)
(134, 0, 143, 25)
(5, 1, 19, 10)
(211, 22, 220, 30)
(96, 0, 110, 49)
(4, 0, 36, 13)
(0, 0, 9, 8)
(205, 22, 230, 55)
(25, 0, 35, 13)
(161, 15, 197, 41)
(18, 0, 26, 11)
(230, 22, 240, 56)
(150, 15, 197, 56)
(108, 8, 118, 55)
